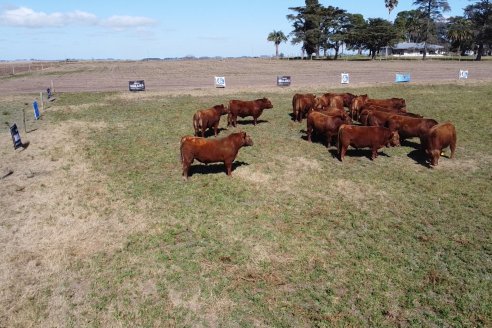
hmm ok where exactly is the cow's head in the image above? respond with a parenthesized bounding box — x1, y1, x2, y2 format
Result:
(429, 150, 440, 166)
(241, 132, 254, 146)
(350, 94, 368, 118)
(388, 130, 400, 147)
(213, 104, 228, 115)
(260, 98, 273, 109)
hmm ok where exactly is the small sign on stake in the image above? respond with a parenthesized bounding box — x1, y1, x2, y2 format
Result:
(459, 70, 469, 79)
(395, 73, 411, 83)
(129, 80, 145, 91)
(33, 100, 40, 120)
(277, 76, 291, 87)
(341, 73, 350, 84)
(214, 76, 226, 88)
(10, 123, 23, 149)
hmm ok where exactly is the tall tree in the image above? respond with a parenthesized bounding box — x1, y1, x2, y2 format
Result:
(413, 0, 451, 59)
(267, 30, 288, 58)
(319, 6, 349, 59)
(287, 0, 324, 58)
(385, 0, 399, 13)
(344, 14, 367, 55)
(447, 16, 474, 56)
(394, 10, 427, 42)
(464, 0, 492, 61)
(363, 18, 399, 59)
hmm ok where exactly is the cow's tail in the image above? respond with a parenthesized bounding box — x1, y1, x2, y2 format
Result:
(337, 124, 346, 156)
(193, 113, 199, 135)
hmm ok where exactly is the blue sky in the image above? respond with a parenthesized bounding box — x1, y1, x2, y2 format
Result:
(0, 0, 472, 60)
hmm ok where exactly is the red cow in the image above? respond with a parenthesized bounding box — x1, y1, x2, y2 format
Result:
(228, 98, 273, 127)
(180, 131, 253, 180)
(386, 116, 438, 141)
(337, 125, 400, 161)
(315, 93, 344, 110)
(292, 93, 316, 122)
(306, 111, 351, 146)
(365, 110, 422, 127)
(350, 94, 368, 119)
(420, 122, 457, 166)
(193, 104, 228, 137)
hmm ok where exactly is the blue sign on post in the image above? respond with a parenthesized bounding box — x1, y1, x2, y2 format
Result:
(395, 73, 411, 83)
(33, 100, 40, 120)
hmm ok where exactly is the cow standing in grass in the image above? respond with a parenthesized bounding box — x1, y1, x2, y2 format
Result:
(180, 131, 253, 180)
(193, 104, 228, 137)
(227, 98, 273, 127)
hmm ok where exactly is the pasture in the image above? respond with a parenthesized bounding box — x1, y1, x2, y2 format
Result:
(0, 67, 491, 326)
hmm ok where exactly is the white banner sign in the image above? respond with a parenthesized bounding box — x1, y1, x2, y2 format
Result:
(341, 73, 349, 84)
(214, 76, 226, 88)
(459, 70, 469, 79)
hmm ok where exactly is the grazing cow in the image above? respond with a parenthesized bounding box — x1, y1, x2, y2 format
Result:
(307, 111, 351, 146)
(227, 98, 273, 127)
(386, 116, 438, 141)
(193, 104, 228, 137)
(315, 93, 344, 110)
(420, 122, 457, 166)
(180, 131, 253, 180)
(365, 110, 423, 127)
(350, 94, 368, 118)
(292, 93, 316, 122)
(365, 98, 406, 111)
(337, 125, 400, 161)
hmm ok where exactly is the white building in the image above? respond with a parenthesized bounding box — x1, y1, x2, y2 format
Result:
(386, 42, 446, 56)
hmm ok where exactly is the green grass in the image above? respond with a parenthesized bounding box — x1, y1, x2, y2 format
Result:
(13, 84, 492, 326)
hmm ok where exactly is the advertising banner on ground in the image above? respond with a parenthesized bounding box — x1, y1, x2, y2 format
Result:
(129, 80, 145, 91)
(277, 76, 291, 86)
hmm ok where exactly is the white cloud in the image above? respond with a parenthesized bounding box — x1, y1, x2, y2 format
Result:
(0, 6, 156, 29)
(102, 16, 157, 29)
(0, 7, 97, 28)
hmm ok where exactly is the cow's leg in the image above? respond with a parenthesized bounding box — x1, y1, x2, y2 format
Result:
(450, 139, 456, 159)
(201, 127, 206, 138)
(307, 124, 312, 142)
(339, 145, 347, 161)
(214, 122, 219, 137)
(182, 158, 192, 180)
(224, 160, 233, 176)
(371, 147, 378, 160)
(233, 116, 238, 127)
(253, 116, 257, 126)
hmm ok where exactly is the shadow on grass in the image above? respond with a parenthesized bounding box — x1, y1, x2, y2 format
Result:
(407, 149, 432, 168)
(188, 161, 249, 177)
(194, 127, 228, 138)
(401, 139, 421, 149)
(328, 148, 391, 161)
(234, 119, 268, 126)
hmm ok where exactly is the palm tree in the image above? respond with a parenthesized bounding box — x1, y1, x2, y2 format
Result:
(447, 16, 474, 57)
(385, 0, 399, 13)
(413, 0, 451, 59)
(267, 30, 288, 58)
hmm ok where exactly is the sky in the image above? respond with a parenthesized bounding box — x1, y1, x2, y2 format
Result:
(0, 0, 473, 60)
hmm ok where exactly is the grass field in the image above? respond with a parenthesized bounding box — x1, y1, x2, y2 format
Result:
(1, 83, 491, 327)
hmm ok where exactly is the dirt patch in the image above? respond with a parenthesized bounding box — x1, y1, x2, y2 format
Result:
(0, 120, 148, 326)
(1, 59, 491, 95)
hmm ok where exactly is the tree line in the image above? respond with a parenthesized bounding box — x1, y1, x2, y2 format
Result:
(267, 0, 491, 60)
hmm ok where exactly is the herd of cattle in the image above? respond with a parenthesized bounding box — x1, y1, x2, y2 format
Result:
(180, 93, 456, 179)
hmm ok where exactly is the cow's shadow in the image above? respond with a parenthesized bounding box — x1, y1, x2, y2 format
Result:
(329, 148, 390, 161)
(234, 119, 268, 126)
(195, 127, 228, 138)
(188, 161, 249, 177)
(407, 149, 432, 168)
(401, 139, 421, 149)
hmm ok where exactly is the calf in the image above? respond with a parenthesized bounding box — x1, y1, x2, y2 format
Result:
(193, 104, 228, 137)
(337, 125, 400, 161)
(180, 131, 253, 180)
(420, 122, 457, 166)
(228, 98, 273, 127)
(292, 93, 316, 122)
(307, 111, 351, 146)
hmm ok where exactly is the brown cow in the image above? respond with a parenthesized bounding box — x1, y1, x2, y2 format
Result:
(315, 93, 344, 110)
(180, 131, 253, 180)
(386, 116, 438, 141)
(193, 104, 228, 137)
(227, 98, 273, 127)
(365, 110, 423, 127)
(292, 93, 316, 122)
(337, 125, 400, 161)
(420, 122, 457, 166)
(307, 111, 351, 146)
(350, 94, 368, 118)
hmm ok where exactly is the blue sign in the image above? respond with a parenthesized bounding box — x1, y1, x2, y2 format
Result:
(215, 76, 226, 88)
(10, 123, 23, 149)
(33, 100, 40, 120)
(395, 73, 411, 83)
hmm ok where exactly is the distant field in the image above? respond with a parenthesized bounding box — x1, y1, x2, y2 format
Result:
(0, 81, 491, 326)
(1, 58, 492, 94)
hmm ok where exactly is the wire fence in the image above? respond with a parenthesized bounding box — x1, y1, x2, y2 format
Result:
(0, 62, 59, 77)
